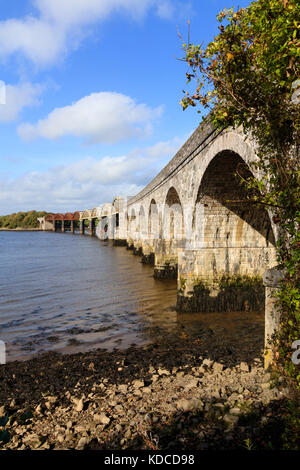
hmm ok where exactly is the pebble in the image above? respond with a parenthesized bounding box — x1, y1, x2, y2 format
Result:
(157, 368, 170, 376)
(240, 362, 250, 372)
(132, 380, 144, 388)
(93, 413, 110, 425)
(73, 397, 84, 412)
(213, 363, 224, 374)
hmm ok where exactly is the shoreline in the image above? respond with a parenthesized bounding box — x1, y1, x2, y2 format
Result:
(0, 334, 293, 450)
(0, 228, 43, 232)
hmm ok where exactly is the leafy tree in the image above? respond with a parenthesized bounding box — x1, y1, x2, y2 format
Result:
(180, 0, 299, 388)
(0, 211, 48, 229)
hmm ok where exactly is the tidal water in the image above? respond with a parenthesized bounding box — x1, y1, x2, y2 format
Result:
(0, 231, 264, 362)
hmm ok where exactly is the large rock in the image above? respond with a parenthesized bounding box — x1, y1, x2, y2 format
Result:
(23, 434, 43, 449)
(213, 363, 224, 374)
(93, 413, 110, 425)
(177, 399, 204, 412)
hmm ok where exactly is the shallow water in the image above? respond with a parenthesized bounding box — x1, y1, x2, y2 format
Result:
(0, 231, 264, 362)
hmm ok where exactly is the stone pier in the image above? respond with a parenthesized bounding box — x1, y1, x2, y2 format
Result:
(177, 247, 277, 312)
(263, 266, 286, 369)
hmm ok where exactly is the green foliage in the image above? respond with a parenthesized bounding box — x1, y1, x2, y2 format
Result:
(180, 0, 300, 388)
(0, 211, 48, 229)
(243, 438, 255, 451)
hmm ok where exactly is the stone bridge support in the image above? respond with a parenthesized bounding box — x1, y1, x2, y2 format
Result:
(263, 267, 286, 369)
(79, 220, 84, 235)
(38, 217, 53, 231)
(177, 247, 277, 312)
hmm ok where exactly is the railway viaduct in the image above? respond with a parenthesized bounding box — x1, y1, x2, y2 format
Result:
(39, 116, 281, 366)
(120, 118, 277, 313)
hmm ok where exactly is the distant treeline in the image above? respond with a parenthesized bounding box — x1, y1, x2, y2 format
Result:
(0, 211, 48, 229)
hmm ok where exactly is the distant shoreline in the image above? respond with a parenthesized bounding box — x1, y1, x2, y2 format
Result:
(0, 228, 43, 232)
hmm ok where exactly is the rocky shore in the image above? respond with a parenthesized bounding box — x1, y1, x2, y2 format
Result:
(0, 330, 295, 451)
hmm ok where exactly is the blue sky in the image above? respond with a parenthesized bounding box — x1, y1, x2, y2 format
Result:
(0, 0, 251, 214)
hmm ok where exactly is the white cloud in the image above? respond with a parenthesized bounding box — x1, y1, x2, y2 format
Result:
(18, 91, 163, 143)
(34, 0, 154, 26)
(0, 83, 43, 122)
(155, 0, 194, 20)
(155, 1, 175, 20)
(0, 136, 183, 213)
(0, 0, 177, 66)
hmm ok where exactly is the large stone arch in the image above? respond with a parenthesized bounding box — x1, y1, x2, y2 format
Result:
(148, 198, 159, 240)
(162, 186, 185, 241)
(178, 134, 277, 312)
(91, 207, 100, 219)
(138, 204, 147, 239)
(192, 149, 276, 251)
(82, 209, 92, 220)
(127, 206, 137, 246)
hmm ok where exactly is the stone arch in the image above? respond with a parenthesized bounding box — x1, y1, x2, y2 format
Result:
(82, 210, 91, 220)
(193, 149, 275, 250)
(148, 198, 159, 241)
(138, 205, 147, 239)
(91, 208, 99, 218)
(127, 207, 137, 239)
(163, 187, 184, 240)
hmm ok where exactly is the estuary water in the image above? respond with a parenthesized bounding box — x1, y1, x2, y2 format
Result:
(0, 231, 264, 362)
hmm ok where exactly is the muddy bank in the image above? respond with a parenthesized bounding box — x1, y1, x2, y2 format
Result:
(0, 331, 296, 450)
